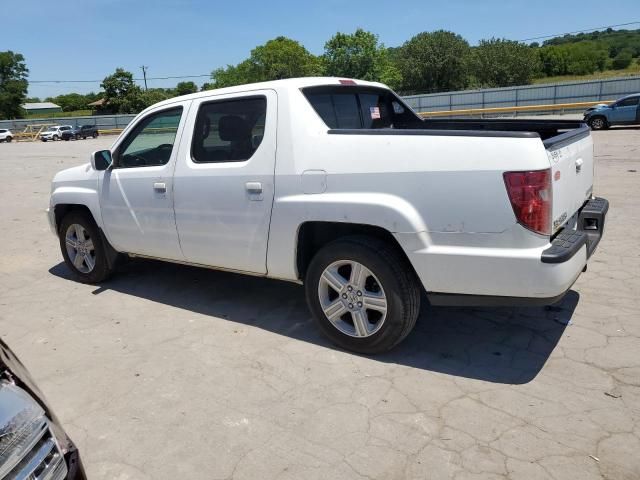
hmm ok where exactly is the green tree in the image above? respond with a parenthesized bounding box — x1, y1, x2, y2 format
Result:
(469, 38, 541, 87)
(323, 29, 402, 88)
(46, 93, 89, 112)
(0, 51, 29, 119)
(396, 30, 471, 93)
(612, 48, 634, 69)
(249, 36, 322, 80)
(211, 36, 322, 88)
(212, 60, 257, 88)
(175, 81, 198, 96)
(101, 68, 142, 114)
(138, 88, 172, 109)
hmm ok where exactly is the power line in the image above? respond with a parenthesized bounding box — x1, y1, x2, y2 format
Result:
(517, 21, 640, 42)
(29, 73, 212, 84)
(28, 21, 640, 85)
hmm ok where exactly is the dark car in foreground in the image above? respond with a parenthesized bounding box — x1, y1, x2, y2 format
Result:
(0, 338, 86, 479)
(61, 125, 99, 141)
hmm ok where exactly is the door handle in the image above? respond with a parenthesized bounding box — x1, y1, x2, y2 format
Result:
(245, 182, 262, 194)
(153, 182, 167, 193)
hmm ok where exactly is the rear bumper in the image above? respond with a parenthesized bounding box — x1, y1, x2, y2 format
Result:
(541, 197, 608, 263)
(396, 197, 608, 307)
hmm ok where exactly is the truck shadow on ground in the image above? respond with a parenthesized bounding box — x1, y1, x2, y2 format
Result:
(50, 259, 578, 384)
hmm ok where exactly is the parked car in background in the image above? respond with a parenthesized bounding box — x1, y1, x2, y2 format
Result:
(584, 94, 640, 130)
(41, 126, 72, 142)
(61, 125, 99, 141)
(0, 129, 13, 143)
(0, 337, 86, 479)
(48, 77, 608, 353)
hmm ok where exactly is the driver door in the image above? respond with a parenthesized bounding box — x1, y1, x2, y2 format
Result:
(99, 103, 189, 260)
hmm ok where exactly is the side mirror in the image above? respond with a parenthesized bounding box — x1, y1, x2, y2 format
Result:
(91, 150, 112, 171)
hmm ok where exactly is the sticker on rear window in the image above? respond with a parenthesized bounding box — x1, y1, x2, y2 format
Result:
(370, 106, 381, 120)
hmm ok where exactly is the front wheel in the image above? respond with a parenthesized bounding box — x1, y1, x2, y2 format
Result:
(589, 116, 608, 130)
(305, 236, 420, 354)
(59, 211, 114, 283)
(53, 134, 59, 141)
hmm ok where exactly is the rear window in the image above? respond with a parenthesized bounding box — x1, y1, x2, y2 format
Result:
(302, 86, 421, 129)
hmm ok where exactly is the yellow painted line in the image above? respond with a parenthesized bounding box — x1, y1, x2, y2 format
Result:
(419, 100, 613, 117)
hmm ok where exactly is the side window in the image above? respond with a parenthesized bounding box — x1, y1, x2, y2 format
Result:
(191, 96, 266, 163)
(616, 97, 639, 107)
(117, 107, 183, 168)
(303, 87, 422, 130)
(305, 93, 361, 129)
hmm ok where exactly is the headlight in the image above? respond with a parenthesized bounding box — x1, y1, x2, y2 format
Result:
(0, 381, 68, 479)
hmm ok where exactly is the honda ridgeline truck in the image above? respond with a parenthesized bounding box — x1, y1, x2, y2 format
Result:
(47, 78, 608, 353)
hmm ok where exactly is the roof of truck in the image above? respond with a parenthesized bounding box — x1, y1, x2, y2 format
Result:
(149, 77, 387, 111)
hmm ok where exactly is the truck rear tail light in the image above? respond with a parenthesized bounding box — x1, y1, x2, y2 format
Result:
(503, 169, 552, 236)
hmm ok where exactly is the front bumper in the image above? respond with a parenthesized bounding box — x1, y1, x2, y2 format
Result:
(46, 207, 58, 236)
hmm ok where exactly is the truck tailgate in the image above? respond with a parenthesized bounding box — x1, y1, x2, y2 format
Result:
(543, 125, 593, 233)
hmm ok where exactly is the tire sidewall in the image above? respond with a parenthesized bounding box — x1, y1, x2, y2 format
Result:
(59, 212, 110, 283)
(305, 240, 408, 353)
(589, 117, 606, 130)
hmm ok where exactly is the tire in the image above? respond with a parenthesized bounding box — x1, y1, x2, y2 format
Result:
(5, 136, 11, 143)
(42, 139, 47, 142)
(76, 134, 80, 140)
(58, 211, 114, 283)
(305, 236, 420, 354)
(589, 116, 608, 130)
(92, 132, 98, 138)
(53, 134, 59, 141)
(82, 136, 87, 140)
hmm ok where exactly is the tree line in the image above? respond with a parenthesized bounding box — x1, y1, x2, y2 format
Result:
(1, 28, 639, 118)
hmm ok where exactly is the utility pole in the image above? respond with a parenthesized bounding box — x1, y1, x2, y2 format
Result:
(140, 65, 148, 91)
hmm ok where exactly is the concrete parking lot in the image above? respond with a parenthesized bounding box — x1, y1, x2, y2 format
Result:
(0, 130, 638, 480)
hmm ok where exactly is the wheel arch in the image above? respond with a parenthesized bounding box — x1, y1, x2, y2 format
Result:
(295, 221, 417, 281)
(54, 204, 97, 235)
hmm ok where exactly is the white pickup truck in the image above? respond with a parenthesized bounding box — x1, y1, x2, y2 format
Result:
(48, 78, 608, 353)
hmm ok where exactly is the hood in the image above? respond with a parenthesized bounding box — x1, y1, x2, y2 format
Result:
(52, 163, 96, 185)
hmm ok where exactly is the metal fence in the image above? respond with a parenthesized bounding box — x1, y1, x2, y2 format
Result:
(403, 76, 640, 115)
(2, 75, 640, 130)
(0, 114, 136, 132)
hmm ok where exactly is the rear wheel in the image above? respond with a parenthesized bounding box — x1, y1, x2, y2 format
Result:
(92, 131, 98, 138)
(305, 236, 420, 354)
(59, 211, 114, 283)
(5, 136, 11, 143)
(53, 134, 59, 141)
(589, 116, 608, 130)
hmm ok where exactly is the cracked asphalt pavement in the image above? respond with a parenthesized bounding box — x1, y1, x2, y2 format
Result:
(0, 128, 638, 479)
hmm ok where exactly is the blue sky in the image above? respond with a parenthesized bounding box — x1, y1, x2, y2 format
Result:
(3, 0, 639, 98)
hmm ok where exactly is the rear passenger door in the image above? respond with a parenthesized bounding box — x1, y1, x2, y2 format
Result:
(173, 90, 277, 274)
